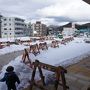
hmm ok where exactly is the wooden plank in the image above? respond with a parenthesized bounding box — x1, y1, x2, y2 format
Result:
(83, 0, 90, 4)
(35, 60, 67, 73)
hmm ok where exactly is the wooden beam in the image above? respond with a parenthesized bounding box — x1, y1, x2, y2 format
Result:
(83, 0, 90, 4)
(35, 60, 67, 73)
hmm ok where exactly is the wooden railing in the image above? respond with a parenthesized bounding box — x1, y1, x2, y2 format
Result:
(22, 49, 69, 90)
(29, 60, 69, 90)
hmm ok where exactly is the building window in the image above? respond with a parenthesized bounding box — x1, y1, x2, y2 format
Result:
(15, 23, 24, 26)
(4, 18, 7, 21)
(9, 23, 11, 25)
(9, 19, 11, 21)
(15, 32, 23, 34)
(4, 28, 7, 30)
(15, 28, 23, 30)
(15, 18, 24, 22)
(10, 33, 11, 35)
(4, 33, 7, 35)
(4, 23, 7, 26)
(10, 28, 11, 30)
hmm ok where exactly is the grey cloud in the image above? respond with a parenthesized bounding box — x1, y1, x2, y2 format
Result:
(0, 0, 90, 25)
(47, 16, 73, 22)
(47, 16, 90, 22)
(0, 0, 51, 19)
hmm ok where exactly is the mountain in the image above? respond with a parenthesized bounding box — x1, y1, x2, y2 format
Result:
(75, 23, 90, 29)
(57, 22, 72, 31)
(58, 23, 90, 31)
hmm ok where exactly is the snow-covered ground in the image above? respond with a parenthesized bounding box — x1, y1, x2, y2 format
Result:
(0, 40, 53, 55)
(0, 45, 28, 55)
(0, 37, 40, 42)
(0, 37, 90, 90)
(35, 38, 90, 66)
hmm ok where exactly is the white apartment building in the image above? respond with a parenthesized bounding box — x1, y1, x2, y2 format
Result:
(1, 17, 26, 38)
(62, 27, 77, 36)
(31, 21, 47, 36)
(62, 23, 77, 36)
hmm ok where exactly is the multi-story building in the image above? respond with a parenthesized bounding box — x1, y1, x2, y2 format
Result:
(62, 27, 77, 36)
(31, 21, 47, 36)
(47, 25, 60, 35)
(0, 15, 2, 38)
(25, 22, 33, 36)
(1, 17, 26, 38)
(62, 23, 77, 36)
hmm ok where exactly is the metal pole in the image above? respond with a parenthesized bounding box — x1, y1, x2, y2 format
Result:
(0, 15, 2, 38)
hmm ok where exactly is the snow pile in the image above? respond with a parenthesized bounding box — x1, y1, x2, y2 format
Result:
(35, 38, 90, 66)
(0, 38, 15, 42)
(0, 37, 90, 90)
(0, 45, 29, 55)
(0, 56, 33, 90)
(0, 40, 52, 55)
(0, 37, 39, 42)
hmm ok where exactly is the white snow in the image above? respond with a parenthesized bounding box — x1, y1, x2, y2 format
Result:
(0, 45, 29, 55)
(0, 37, 90, 90)
(0, 40, 53, 55)
(35, 38, 90, 66)
(0, 37, 39, 42)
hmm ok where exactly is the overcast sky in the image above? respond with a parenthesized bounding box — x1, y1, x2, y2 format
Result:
(0, 0, 90, 25)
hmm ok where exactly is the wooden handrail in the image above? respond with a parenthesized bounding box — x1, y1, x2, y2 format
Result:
(29, 60, 68, 90)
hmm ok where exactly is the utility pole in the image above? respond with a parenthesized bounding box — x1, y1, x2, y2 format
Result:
(0, 14, 2, 38)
